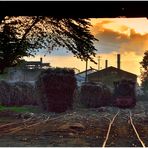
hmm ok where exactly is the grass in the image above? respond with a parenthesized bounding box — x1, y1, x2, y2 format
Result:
(0, 73, 8, 80)
(0, 105, 41, 113)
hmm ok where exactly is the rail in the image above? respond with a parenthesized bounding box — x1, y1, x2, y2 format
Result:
(129, 111, 146, 148)
(102, 110, 120, 148)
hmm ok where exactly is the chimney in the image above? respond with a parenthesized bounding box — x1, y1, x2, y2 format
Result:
(105, 60, 108, 68)
(40, 57, 42, 63)
(117, 54, 120, 69)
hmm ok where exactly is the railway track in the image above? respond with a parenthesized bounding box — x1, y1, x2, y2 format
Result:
(102, 109, 146, 148)
(0, 109, 147, 147)
(0, 114, 69, 136)
(0, 117, 41, 135)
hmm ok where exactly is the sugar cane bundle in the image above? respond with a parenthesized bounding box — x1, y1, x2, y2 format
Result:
(0, 80, 11, 106)
(10, 82, 37, 106)
(36, 68, 77, 113)
(80, 82, 112, 108)
(0, 81, 36, 106)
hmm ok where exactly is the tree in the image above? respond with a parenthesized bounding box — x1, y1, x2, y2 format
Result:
(140, 50, 148, 71)
(140, 50, 148, 97)
(0, 23, 40, 73)
(0, 16, 98, 73)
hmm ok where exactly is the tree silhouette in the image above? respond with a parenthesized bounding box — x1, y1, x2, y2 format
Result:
(140, 50, 148, 97)
(0, 16, 98, 73)
(0, 24, 39, 73)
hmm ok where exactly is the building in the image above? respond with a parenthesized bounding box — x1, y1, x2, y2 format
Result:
(23, 58, 50, 69)
(87, 54, 137, 88)
(75, 68, 97, 86)
(8, 58, 50, 81)
(87, 66, 137, 88)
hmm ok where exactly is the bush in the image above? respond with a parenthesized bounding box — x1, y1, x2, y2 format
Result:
(0, 81, 37, 106)
(80, 82, 112, 108)
(36, 68, 77, 113)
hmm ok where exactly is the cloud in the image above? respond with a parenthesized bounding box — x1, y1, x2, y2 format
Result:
(119, 25, 129, 32)
(38, 19, 148, 57)
(94, 29, 129, 53)
(91, 20, 148, 55)
(25, 18, 147, 81)
(119, 29, 148, 55)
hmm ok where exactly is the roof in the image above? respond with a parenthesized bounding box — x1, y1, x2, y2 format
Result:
(26, 61, 41, 65)
(26, 61, 50, 66)
(76, 68, 97, 75)
(88, 66, 137, 77)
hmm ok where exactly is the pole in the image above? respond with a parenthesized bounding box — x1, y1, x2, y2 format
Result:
(117, 54, 121, 69)
(105, 60, 108, 68)
(85, 58, 88, 82)
(98, 56, 101, 70)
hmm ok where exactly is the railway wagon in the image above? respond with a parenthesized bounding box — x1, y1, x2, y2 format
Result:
(113, 79, 136, 108)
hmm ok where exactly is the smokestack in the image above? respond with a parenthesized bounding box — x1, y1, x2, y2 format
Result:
(117, 54, 120, 69)
(40, 57, 42, 63)
(105, 60, 108, 68)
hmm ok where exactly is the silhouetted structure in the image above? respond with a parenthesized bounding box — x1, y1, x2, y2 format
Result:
(87, 66, 137, 88)
(24, 58, 50, 69)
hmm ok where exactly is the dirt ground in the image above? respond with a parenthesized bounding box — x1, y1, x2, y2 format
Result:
(0, 101, 148, 147)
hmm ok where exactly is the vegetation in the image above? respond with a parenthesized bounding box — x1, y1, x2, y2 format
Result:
(0, 24, 36, 73)
(0, 73, 8, 80)
(0, 105, 39, 113)
(140, 50, 148, 99)
(0, 81, 37, 106)
(36, 68, 76, 113)
(80, 82, 112, 108)
(0, 16, 98, 73)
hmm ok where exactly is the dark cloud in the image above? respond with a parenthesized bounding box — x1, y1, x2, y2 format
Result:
(38, 20, 148, 57)
(120, 29, 148, 55)
(94, 28, 128, 53)
(92, 21, 148, 55)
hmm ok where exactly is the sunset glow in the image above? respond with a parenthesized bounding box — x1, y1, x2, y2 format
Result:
(91, 18, 148, 35)
(25, 18, 148, 84)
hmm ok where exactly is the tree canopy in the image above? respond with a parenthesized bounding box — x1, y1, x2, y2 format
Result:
(140, 50, 148, 97)
(140, 51, 148, 71)
(0, 16, 98, 73)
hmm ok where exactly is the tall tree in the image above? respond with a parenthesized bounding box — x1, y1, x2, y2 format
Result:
(0, 23, 40, 73)
(140, 50, 148, 97)
(0, 16, 98, 73)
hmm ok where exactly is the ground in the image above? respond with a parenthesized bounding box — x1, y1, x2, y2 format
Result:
(0, 101, 147, 147)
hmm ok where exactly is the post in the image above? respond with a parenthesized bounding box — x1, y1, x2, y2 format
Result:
(98, 56, 101, 70)
(105, 60, 108, 68)
(117, 54, 120, 69)
(98, 56, 100, 70)
(40, 57, 43, 63)
(85, 58, 88, 82)
(40, 57, 43, 69)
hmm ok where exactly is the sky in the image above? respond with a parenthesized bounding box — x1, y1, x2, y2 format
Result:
(25, 18, 148, 83)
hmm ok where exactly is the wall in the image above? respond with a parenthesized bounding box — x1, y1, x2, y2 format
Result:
(88, 67, 137, 88)
(8, 68, 45, 82)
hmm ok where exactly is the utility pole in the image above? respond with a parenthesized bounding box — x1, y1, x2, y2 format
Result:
(85, 58, 88, 82)
(98, 56, 101, 70)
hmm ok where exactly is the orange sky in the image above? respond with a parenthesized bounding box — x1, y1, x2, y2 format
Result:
(91, 18, 148, 35)
(25, 18, 148, 84)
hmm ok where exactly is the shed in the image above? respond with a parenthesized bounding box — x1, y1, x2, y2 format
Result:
(87, 66, 137, 88)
